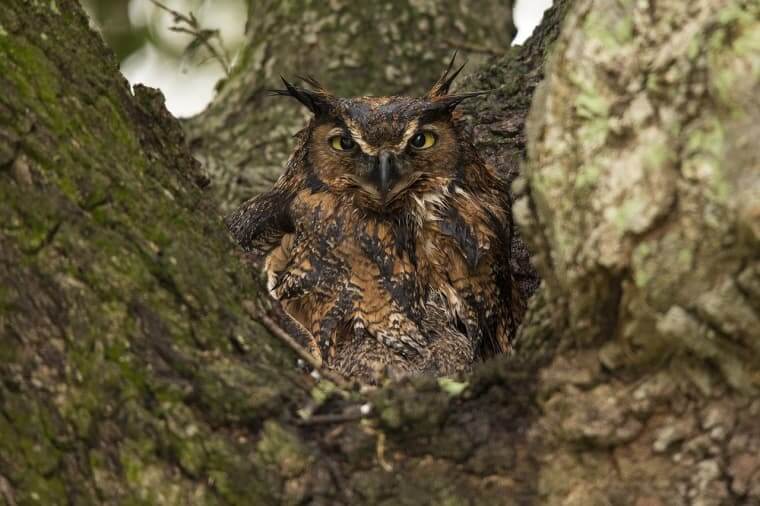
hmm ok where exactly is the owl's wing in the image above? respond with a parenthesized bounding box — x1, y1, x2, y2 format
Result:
(225, 187, 295, 258)
(486, 185, 529, 356)
(443, 177, 522, 358)
(479, 186, 522, 356)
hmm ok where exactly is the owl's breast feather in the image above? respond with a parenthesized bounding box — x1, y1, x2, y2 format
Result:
(264, 185, 505, 363)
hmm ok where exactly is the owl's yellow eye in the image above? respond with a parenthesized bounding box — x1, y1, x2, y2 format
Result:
(409, 131, 436, 150)
(330, 135, 356, 151)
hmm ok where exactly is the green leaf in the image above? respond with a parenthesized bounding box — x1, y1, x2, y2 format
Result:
(437, 377, 468, 397)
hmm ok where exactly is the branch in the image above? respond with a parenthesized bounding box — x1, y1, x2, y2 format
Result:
(149, 0, 232, 75)
(242, 299, 352, 389)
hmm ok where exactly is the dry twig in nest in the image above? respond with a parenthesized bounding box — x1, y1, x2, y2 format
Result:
(242, 300, 352, 389)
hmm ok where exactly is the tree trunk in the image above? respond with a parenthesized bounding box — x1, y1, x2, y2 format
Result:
(513, 1, 760, 503)
(1, 1, 759, 506)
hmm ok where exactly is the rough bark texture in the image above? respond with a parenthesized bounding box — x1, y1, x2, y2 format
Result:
(456, 1, 574, 299)
(2, 0, 760, 505)
(513, 1, 760, 503)
(0, 3, 305, 504)
(184, 0, 516, 212)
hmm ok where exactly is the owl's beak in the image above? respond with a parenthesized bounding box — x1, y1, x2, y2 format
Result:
(375, 151, 397, 197)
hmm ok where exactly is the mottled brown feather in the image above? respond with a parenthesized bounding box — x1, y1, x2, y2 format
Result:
(228, 64, 524, 383)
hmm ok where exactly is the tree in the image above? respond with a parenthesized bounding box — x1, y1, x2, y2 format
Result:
(0, 1, 758, 505)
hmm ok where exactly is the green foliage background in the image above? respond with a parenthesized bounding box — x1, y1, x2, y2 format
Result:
(80, 0, 245, 67)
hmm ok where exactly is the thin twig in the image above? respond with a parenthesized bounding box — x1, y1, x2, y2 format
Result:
(294, 410, 367, 426)
(149, 0, 232, 75)
(150, 0, 193, 24)
(441, 39, 507, 57)
(169, 26, 231, 74)
(375, 430, 393, 472)
(0, 474, 17, 506)
(242, 300, 351, 389)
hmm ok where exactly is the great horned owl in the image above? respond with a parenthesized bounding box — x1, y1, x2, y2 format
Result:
(227, 58, 525, 383)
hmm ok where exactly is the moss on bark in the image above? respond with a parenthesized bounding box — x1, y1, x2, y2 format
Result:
(0, 2, 300, 503)
(516, 1, 760, 503)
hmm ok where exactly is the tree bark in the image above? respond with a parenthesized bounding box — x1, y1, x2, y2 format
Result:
(512, 2, 760, 503)
(1, 1, 759, 506)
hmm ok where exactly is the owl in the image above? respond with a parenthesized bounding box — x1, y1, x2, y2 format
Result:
(227, 57, 525, 383)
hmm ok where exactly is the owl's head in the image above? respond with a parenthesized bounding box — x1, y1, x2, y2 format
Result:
(273, 57, 488, 212)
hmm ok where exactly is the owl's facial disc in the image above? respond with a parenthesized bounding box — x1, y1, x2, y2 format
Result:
(321, 124, 424, 201)
(355, 142, 429, 203)
(307, 106, 459, 210)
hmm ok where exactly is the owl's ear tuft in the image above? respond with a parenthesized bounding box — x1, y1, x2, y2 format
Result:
(422, 89, 493, 117)
(427, 51, 468, 98)
(269, 76, 335, 116)
(424, 52, 491, 111)
(437, 89, 492, 108)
